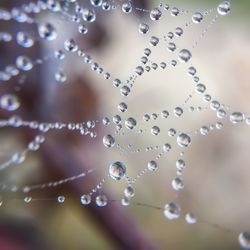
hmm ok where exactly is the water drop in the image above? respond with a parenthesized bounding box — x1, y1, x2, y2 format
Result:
(78, 24, 88, 34)
(172, 177, 184, 191)
(113, 79, 121, 87)
(188, 66, 196, 76)
(5, 65, 19, 76)
(47, 0, 61, 12)
(175, 27, 183, 37)
(161, 110, 169, 118)
(103, 134, 115, 148)
(150, 36, 159, 46)
(230, 112, 245, 124)
(139, 23, 149, 34)
(164, 202, 180, 220)
(16, 32, 34, 47)
(163, 143, 171, 152)
(24, 196, 32, 203)
(102, 1, 111, 11)
(90, 0, 103, 7)
(150, 8, 162, 21)
(143, 114, 150, 122)
(80, 194, 91, 205)
(124, 186, 135, 198)
(57, 195, 65, 204)
(171, 7, 180, 17)
(167, 32, 174, 39)
(12, 152, 25, 164)
(102, 117, 110, 126)
(176, 159, 186, 171)
(82, 8, 96, 22)
(167, 42, 176, 52)
(117, 102, 127, 112)
(168, 128, 176, 137)
(16, 56, 33, 71)
(0, 94, 20, 111)
(121, 197, 130, 206)
(196, 84, 206, 94)
(125, 117, 137, 130)
(28, 141, 40, 151)
(216, 122, 223, 130)
(185, 213, 197, 224)
(177, 133, 191, 148)
(38, 23, 57, 41)
(217, 1, 231, 16)
(144, 48, 151, 56)
(147, 160, 158, 171)
(54, 50, 65, 60)
(174, 107, 183, 117)
(135, 66, 144, 76)
(151, 126, 160, 136)
(210, 100, 220, 111)
(217, 109, 227, 119)
(64, 39, 78, 52)
(109, 161, 126, 180)
(203, 95, 211, 102)
(192, 12, 203, 23)
(96, 194, 108, 207)
(238, 232, 250, 249)
(200, 126, 209, 136)
(122, 2, 132, 13)
(113, 115, 121, 124)
(120, 85, 130, 97)
(178, 49, 192, 63)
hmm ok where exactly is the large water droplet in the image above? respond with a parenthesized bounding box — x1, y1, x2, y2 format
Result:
(217, 1, 231, 16)
(192, 12, 203, 23)
(147, 160, 158, 171)
(38, 23, 57, 41)
(80, 194, 91, 205)
(171, 7, 180, 17)
(90, 0, 103, 7)
(96, 194, 108, 207)
(177, 133, 191, 148)
(16, 56, 33, 71)
(174, 107, 183, 117)
(139, 23, 149, 34)
(124, 186, 135, 198)
(230, 112, 245, 124)
(200, 126, 209, 136)
(178, 49, 192, 63)
(122, 2, 132, 13)
(185, 213, 197, 224)
(117, 102, 127, 113)
(238, 232, 250, 249)
(64, 39, 78, 52)
(57, 195, 65, 204)
(16, 32, 34, 47)
(109, 161, 126, 180)
(125, 117, 137, 130)
(82, 8, 96, 22)
(103, 134, 115, 148)
(150, 8, 162, 21)
(172, 177, 184, 191)
(0, 94, 20, 111)
(151, 126, 160, 136)
(164, 202, 180, 220)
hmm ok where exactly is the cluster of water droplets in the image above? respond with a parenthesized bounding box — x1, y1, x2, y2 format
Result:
(0, 0, 249, 249)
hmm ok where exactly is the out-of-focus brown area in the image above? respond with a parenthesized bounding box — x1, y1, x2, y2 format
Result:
(0, 0, 250, 250)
